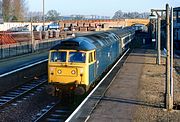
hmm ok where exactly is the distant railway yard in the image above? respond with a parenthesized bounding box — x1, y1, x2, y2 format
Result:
(0, 17, 179, 122)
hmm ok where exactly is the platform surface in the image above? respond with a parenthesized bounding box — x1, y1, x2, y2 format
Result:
(87, 49, 145, 122)
(86, 48, 180, 122)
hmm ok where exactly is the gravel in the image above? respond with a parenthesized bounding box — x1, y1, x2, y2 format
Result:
(0, 87, 58, 122)
(133, 49, 180, 122)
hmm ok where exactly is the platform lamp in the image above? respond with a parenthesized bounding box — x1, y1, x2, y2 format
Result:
(149, 11, 161, 65)
(149, 12, 158, 52)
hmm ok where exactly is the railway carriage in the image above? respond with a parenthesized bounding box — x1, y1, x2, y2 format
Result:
(47, 27, 135, 96)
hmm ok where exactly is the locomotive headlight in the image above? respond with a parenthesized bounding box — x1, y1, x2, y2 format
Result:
(71, 70, 76, 74)
(58, 70, 62, 74)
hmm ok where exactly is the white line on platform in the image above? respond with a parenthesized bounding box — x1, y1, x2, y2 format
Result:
(0, 59, 48, 78)
(65, 48, 130, 122)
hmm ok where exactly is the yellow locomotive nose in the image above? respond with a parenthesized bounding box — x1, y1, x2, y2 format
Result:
(49, 66, 86, 85)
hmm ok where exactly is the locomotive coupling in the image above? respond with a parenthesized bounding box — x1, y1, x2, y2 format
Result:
(46, 85, 55, 95)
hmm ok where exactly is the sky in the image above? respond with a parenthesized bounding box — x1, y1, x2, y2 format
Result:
(27, 0, 180, 17)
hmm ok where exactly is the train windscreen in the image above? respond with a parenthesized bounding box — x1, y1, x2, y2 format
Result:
(50, 51, 67, 62)
(69, 52, 86, 63)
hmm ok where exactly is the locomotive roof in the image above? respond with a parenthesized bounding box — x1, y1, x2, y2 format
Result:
(51, 37, 96, 51)
(51, 27, 134, 51)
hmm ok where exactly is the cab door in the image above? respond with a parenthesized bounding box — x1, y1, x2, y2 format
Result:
(88, 51, 96, 84)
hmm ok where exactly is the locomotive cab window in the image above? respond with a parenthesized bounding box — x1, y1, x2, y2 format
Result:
(69, 52, 86, 63)
(50, 51, 66, 62)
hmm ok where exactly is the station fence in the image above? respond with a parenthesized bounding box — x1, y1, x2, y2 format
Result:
(0, 39, 61, 59)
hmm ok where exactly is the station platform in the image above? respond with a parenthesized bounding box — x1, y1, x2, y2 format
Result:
(72, 48, 180, 122)
(87, 49, 146, 122)
(0, 51, 48, 76)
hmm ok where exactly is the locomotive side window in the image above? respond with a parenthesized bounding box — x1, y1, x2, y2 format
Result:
(69, 52, 86, 63)
(89, 51, 96, 63)
(89, 52, 93, 63)
(50, 51, 66, 62)
(94, 51, 96, 60)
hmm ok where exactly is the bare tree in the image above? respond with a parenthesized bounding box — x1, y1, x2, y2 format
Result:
(112, 10, 124, 19)
(2, 0, 12, 21)
(112, 10, 149, 19)
(12, 0, 27, 21)
(0, 0, 3, 23)
(2, 0, 27, 22)
(46, 10, 60, 21)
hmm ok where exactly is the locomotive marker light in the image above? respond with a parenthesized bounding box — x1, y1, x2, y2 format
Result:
(71, 70, 76, 74)
(58, 70, 62, 74)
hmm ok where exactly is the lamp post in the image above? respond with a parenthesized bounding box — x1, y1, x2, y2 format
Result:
(157, 17, 161, 65)
(150, 9, 167, 65)
(149, 12, 160, 64)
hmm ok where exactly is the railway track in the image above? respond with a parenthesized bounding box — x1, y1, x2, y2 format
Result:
(0, 78, 47, 109)
(34, 100, 72, 122)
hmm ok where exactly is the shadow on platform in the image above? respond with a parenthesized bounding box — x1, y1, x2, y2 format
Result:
(126, 61, 156, 66)
(130, 53, 157, 58)
(90, 96, 164, 109)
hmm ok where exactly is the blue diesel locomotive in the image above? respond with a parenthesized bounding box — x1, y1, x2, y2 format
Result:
(47, 27, 135, 96)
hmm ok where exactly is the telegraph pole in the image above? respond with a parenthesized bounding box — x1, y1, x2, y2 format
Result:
(43, 0, 45, 31)
(31, 18, 34, 52)
(166, 4, 173, 110)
